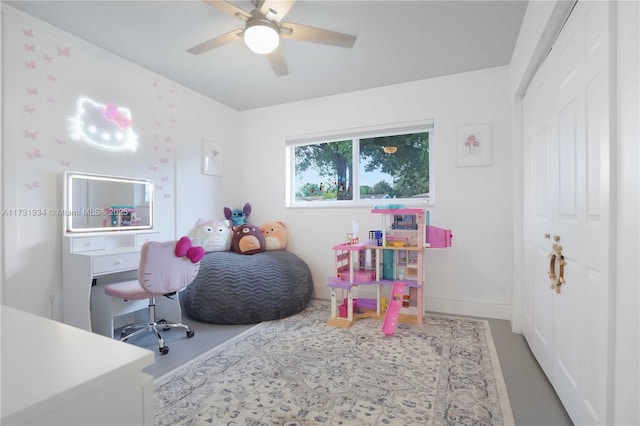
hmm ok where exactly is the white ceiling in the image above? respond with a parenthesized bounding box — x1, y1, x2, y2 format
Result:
(4, 0, 528, 111)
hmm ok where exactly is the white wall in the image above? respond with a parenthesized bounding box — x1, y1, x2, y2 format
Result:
(240, 66, 514, 320)
(0, 6, 241, 319)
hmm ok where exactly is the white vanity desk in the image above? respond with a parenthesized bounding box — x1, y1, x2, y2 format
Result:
(63, 231, 169, 335)
(1, 305, 154, 425)
(62, 170, 181, 338)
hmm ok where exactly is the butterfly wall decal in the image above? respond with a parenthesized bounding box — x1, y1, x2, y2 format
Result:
(24, 129, 39, 139)
(26, 149, 41, 159)
(56, 45, 71, 58)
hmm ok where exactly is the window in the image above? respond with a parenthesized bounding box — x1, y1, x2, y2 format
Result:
(287, 121, 433, 207)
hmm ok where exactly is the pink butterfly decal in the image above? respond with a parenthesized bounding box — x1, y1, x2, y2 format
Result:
(168, 87, 175, 93)
(149, 164, 159, 171)
(153, 133, 159, 140)
(170, 117, 176, 123)
(56, 137, 65, 145)
(23, 29, 34, 37)
(24, 44, 35, 52)
(169, 103, 175, 109)
(160, 157, 168, 164)
(42, 54, 53, 62)
(24, 129, 39, 139)
(164, 136, 172, 143)
(47, 75, 57, 83)
(166, 147, 173, 153)
(56, 45, 71, 58)
(153, 145, 159, 151)
(157, 95, 163, 101)
(47, 96, 57, 105)
(25, 181, 39, 190)
(24, 60, 36, 69)
(155, 121, 162, 127)
(26, 149, 41, 159)
(163, 193, 171, 199)
(60, 159, 71, 167)
(211, 149, 219, 157)
(26, 87, 38, 95)
(23, 105, 36, 114)
(161, 176, 168, 182)
(155, 184, 163, 190)
(152, 80, 158, 87)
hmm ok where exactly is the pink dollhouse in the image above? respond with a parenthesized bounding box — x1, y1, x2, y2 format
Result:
(327, 208, 451, 330)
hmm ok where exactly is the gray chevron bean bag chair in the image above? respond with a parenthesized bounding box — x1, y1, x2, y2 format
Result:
(179, 250, 313, 324)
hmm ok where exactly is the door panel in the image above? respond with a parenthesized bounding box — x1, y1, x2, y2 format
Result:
(521, 1, 611, 424)
(532, 245, 553, 372)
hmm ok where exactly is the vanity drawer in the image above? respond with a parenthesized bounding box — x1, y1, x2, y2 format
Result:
(92, 252, 140, 275)
(72, 236, 106, 253)
(135, 232, 161, 246)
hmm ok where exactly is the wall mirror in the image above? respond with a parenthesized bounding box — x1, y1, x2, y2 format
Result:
(64, 171, 153, 233)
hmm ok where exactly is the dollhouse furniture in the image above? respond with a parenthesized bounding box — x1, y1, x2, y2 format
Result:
(180, 250, 313, 324)
(328, 208, 445, 329)
(96, 238, 202, 355)
(1, 305, 154, 425)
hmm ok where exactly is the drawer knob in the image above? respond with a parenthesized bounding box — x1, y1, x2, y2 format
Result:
(114, 260, 122, 265)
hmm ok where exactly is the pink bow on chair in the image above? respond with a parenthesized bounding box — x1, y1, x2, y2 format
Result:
(175, 237, 204, 263)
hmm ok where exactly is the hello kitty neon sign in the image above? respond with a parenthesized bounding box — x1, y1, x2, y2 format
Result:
(70, 97, 138, 152)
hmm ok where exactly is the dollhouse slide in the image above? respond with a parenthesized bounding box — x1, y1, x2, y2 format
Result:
(381, 282, 406, 336)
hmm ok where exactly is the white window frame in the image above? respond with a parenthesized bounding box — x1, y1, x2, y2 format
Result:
(286, 120, 434, 208)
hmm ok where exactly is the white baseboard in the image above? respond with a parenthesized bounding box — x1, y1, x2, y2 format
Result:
(425, 296, 512, 321)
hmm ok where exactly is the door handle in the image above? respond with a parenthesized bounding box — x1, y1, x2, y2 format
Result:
(548, 235, 565, 294)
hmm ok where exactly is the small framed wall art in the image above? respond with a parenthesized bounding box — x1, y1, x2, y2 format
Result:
(456, 123, 491, 167)
(202, 139, 223, 176)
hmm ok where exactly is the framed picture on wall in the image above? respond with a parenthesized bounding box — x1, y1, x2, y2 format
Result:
(455, 123, 491, 167)
(202, 139, 223, 176)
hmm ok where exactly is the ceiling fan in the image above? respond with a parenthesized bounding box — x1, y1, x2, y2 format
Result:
(186, 0, 357, 77)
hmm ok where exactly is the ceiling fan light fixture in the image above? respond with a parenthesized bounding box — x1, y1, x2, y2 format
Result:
(244, 20, 280, 54)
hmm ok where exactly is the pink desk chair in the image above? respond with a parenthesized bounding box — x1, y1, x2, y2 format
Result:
(103, 237, 204, 355)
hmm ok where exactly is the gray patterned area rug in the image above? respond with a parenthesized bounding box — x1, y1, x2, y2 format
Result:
(155, 300, 514, 425)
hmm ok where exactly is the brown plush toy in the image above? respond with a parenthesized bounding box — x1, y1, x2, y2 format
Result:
(231, 224, 266, 255)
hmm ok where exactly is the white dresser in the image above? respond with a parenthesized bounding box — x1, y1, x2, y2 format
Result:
(62, 231, 176, 336)
(1, 305, 155, 425)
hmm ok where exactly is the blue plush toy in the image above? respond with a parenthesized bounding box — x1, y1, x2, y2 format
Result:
(224, 202, 251, 227)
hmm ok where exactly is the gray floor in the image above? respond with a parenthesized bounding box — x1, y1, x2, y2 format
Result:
(124, 306, 573, 425)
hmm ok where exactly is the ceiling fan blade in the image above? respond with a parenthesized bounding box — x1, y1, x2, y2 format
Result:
(280, 22, 356, 48)
(260, 0, 296, 22)
(186, 29, 243, 55)
(202, 0, 250, 20)
(266, 47, 289, 77)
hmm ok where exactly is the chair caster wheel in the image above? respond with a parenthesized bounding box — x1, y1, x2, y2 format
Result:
(159, 346, 169, 355)
(186, 330, 195, 338)
(157, 319, 170, 331)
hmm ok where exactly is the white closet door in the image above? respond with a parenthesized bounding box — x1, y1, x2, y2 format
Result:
(522, 1, 612, 424)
